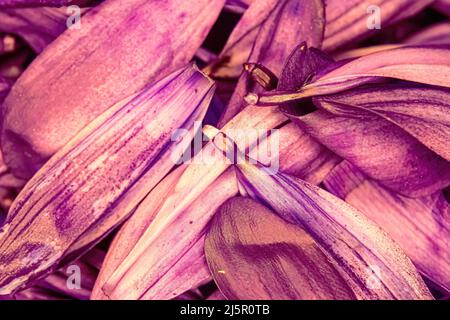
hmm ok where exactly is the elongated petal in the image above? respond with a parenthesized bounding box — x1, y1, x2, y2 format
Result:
(324, 161, 450, 293)
(234, 160, 433, 299)
(93, 105, 283, 299)
(0, 0, 72, 7)
(335, 23, 450, 60)
(434, 0, 450, 17)
(217, 0, 325, 125)
(314, 84, 450, 162)
(0, 77, 9, 103)
(323, 0, 434, 51)
(252, 46, 450, 106)
(293, 109, 450, 197)
(205, 197, 355, 300)
(101, 169, 238, 300)
(139, 236, 211, 300)
(1, 0, 224, 179)
(91, 165, 188, 300)
(209, 0, 280, 79)
(312, 45, 450, 92)
(0, 7, 84, 53)
(404, 22, 450, 45)
(198, 128, 435, 300)
(0, 66, 215, 295)
(94, 106, 338, 299)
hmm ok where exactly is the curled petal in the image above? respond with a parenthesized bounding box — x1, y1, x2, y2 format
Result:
(217, 0, 325, 125)
(314, 84, 450, 162)
(335, 22, 450, 60)
(209, 0, 280, 79)
(252, 46, 450, 106)
(293, 108, 450, 197)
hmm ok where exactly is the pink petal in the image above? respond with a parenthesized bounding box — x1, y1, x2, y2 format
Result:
(324, 160, 450, 293)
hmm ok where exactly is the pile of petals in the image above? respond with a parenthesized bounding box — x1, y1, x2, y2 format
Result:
(0, 0, 449, 300)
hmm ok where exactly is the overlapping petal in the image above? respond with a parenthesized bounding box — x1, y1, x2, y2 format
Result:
(0, 66, 215, 295)
(324, 161, 450, 293)
(1, 0, 225, 179)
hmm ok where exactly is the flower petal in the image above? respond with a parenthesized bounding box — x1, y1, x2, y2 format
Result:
(293, 108, 450, 197)
(205, 196, 356, 300)
(217, 0, 325, 125)
(335, 22, 450, 60)
(230, 155, 433, 299)
(0, 66, 215, 295)
(0, 7, 85, 52)
(324, 160, 450, 293)
(100, 169, 238, 300)
(323, 0, 434, 51)
(314, 84, 450, 162)
(404, 22, 450, 45)
(0, 0, 73, 7)
(1, 0, 224, 179)
(94, 108, 337, 299)
(252, 46, 450, 106)
(209, 0, 280, 79)
(311, 45, 450, 93)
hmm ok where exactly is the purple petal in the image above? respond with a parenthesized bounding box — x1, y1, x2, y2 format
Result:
(0, 7, 85, 53)
(93, 109, 336, 299)
(234, 159, 433, 299)
(0, 77, 9, 103)
(210, 0, 281, 79)
(252, 46, 450, 106)
(139, 237, 211, 300)
(1, 0, 225, 179)
(0, 66, 215, 295)
(324, 160, 450, 293)
(99, 169, 238, 300)
(0, 0, 72, 7)
(314, 84, 450, 162)
(433, 0, 450, 17)
(277, 43, 334, 114)
(217, 0, 325, 126)
(334, 23, 450, 60)
(323, 0, 434, 51)
(293, 108, 450, 197)
(205, 197, 356, 300)
(312, 45, 450, 93)
(404, 22, 450, 45)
